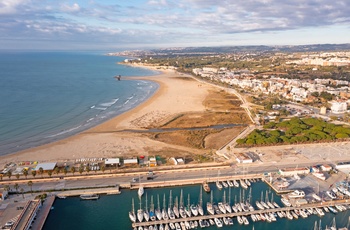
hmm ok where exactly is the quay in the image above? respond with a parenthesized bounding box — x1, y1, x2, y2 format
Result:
(132, 199, 350, 228)
(56, 186, 121, 197)
(30, 196, 55, 230)
(11, 200, 41, 230)
(128, 174, 263, 189)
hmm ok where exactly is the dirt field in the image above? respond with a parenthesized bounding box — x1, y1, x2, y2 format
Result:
(136, 88, 251, 156)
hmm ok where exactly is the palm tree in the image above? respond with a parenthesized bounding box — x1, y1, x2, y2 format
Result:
(70, 167, 76, 175)
(6, 171, 12, 179)
(27, 181, 33, 194)
(31, 170, 37, 178)
(86, 166, 90, 174)
(101, 165, 105, 174)
(15, 174, 20, 180)
(14, 183, 19, 194)
(63, 168, 68, 175)
(47, 171, 52, 178)
(22, 168, 28, 179)
(54, 167, 60, 175)
(38, 167, 44, 178)
(79, 166, 84, 175)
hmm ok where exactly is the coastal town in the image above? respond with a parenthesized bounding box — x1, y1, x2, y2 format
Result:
(1, 47, 350, 229)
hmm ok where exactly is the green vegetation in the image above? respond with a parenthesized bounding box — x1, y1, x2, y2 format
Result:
(237, 117, 350, 146)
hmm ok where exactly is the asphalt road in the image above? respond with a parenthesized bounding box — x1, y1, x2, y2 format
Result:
(9, 159, 343, 193)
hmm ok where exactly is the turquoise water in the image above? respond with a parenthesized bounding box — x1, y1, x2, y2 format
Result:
(43, 182, 350, 229)
(0, 52, 159, 155)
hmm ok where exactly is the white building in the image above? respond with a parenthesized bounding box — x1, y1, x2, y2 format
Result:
(331, 101, 347, 114)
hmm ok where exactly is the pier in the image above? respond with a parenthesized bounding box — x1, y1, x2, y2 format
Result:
(132, 199, 350, 228)
(56, 186, 121, 197)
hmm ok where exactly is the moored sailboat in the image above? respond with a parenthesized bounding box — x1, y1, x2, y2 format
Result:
(129, 198, 136, 223)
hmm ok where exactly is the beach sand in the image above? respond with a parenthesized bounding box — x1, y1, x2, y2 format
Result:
(0, 68, 216, 167)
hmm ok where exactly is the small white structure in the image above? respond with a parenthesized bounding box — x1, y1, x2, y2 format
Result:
(105, 158, 120, 166)
(278, 167, 309, 176)
(335, 162, 350, 170)
(236, 153, 253, 164)
(169, 157, 177, 165)
(34, 162, 57, 171)
(331, 101, 347, 114)
(320, 165, 332, 172)
(123, 159, 138, 165)
(176, 158, 184, 165)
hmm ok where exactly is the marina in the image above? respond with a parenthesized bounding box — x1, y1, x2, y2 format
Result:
(43, 179, 350, 230)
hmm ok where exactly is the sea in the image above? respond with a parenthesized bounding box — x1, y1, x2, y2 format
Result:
(43, 181, 350, 230)
(0, 51, 159, 156)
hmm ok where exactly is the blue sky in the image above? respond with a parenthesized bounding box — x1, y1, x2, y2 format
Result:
(0, 0, 349, 50)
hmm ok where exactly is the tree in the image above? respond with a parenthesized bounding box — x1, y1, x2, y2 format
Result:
(101, 165, 106, 174)
(6, 171, 12, 179)
(15, 174, 20, 180)
(31, 170, 36, 178)
(54, 167, 60, 175)
(0, 174, 2, 181)
(70, 167, 76, 175)
(38, 167, 44, 178)
(27, 181, 33, 194)
(79, 166, 84, 175)
(4, 185, 10, 192)
(23, 168, 28, 179)
(86, 166, 90, 174)
(47, 171, 52, 178)
(63, 168, 68, 175)
(14, 183, 19, 194)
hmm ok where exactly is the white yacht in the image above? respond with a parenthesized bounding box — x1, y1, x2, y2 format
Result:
(281, 198, 291, 207)
(138, 186, 144, 199)
(216, 181, 223, 190)
(286, 190, 305, 199)
(214, 218, 223, 228)
(129, 198, 136, 223)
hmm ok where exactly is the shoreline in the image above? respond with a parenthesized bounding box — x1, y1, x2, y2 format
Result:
(0, 67, 214, 167)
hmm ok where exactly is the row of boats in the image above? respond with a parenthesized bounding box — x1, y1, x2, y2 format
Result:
(214, 178, 255, 190)
(133, 204, 350, 230)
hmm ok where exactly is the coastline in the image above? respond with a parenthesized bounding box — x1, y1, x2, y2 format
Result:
(0, 67, 215, 167)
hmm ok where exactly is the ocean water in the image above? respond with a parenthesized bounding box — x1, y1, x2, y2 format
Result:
(0, 52, 159, 156)
(43, 182, 350, 230)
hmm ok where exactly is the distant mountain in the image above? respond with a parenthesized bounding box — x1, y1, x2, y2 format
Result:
(110, 43, 350, 57)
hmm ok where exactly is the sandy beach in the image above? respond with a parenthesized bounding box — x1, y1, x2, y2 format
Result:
(0, 67, 216, 167)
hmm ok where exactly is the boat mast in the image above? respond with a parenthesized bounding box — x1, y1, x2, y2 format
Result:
(163, 194, 167, 210)
(132, 198, 135, 213)
(145, 193, 148, 211)
(228, 187, 231, 206)
(150, 195, 154, 212)
(187, 194, 190, 209)
(157, 194, 160, 211)
(180, 189, 184, 207)
(247, 187, 252, 204)
(199, 186, 203, 207)
(223, 190, 226, 204)
(169, 190, 173, 209)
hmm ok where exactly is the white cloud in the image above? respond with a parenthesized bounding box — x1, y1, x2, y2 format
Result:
(0, 0, 29, 14)
(61, 3, 80, 13)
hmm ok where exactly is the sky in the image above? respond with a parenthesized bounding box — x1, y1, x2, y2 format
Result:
(0, 0, 349, 50)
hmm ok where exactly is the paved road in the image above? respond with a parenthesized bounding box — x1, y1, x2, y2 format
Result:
(8, 159, 347, 194)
